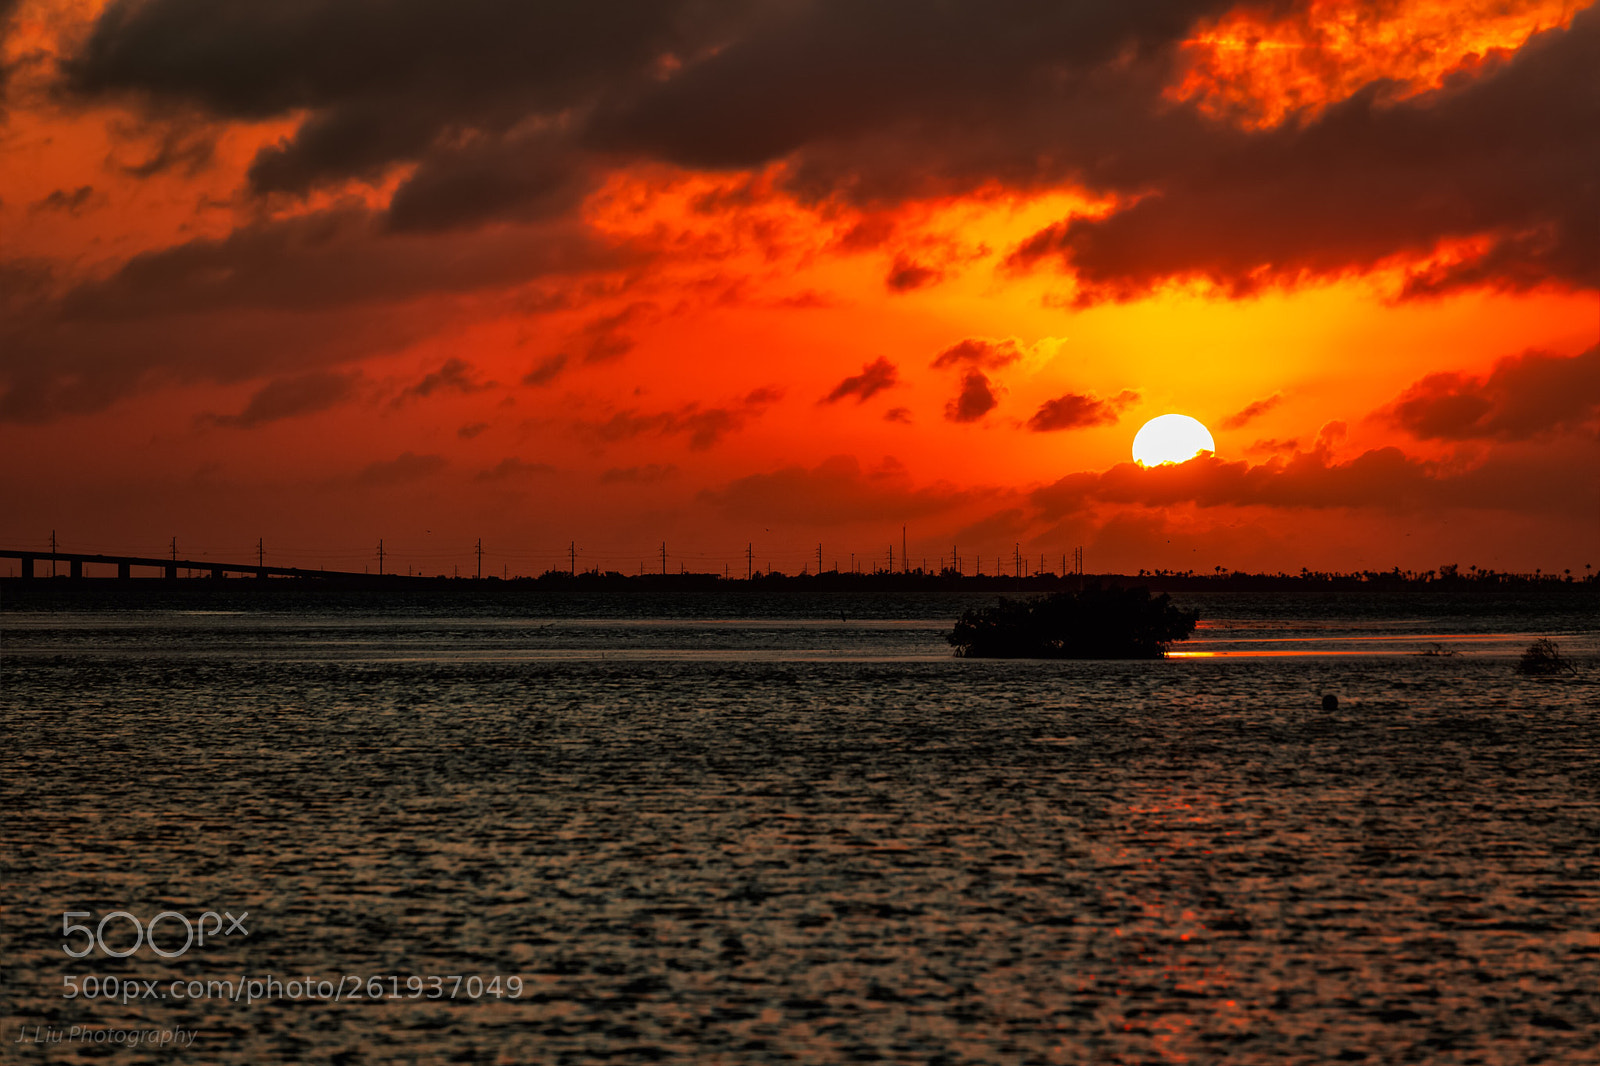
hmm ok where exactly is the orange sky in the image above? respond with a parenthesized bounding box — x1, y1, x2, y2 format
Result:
(1, 0, 1595, 577)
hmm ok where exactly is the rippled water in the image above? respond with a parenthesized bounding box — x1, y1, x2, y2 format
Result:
(3, 587, 1598, 1064)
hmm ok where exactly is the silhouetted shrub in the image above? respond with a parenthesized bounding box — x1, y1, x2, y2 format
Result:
(948, 584, 1199, 659)
(1516, 638, 1574, 675)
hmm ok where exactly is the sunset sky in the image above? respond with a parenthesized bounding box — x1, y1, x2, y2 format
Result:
(2, 0, 1595, 578)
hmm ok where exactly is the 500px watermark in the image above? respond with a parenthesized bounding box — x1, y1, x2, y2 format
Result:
(61, 910, 248, 959)
(14, 1026, 198, 1050)
(63, 973, 525, 1004)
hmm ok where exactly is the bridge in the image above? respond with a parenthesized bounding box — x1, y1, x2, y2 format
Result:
(0, 548, 391, 581)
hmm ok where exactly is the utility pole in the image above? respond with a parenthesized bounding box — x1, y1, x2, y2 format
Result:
(377, 539, 385, 576)
(51, 529, 57, 577)
(902, 526, 907, 574)
(569, 541, 576, 576)
(746, 542, 753, 580)
(660, 541, 667, 575)
(257, 539, 265, 567)
(887, 544, 893, 573)
(817, 543, 822, 573)
(475, 538, 483, 579)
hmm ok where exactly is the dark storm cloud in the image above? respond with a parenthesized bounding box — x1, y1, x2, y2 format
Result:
(0, 0, 22, 108)
(0, 260, 52, 313)
(950, 508, 1032, 549)
(63, 0, 740, 188)
(930, 338, 1023, 371)
(475, 457, 556, 482)
(1220, 394, 1283, 431)
(51, 0, 1597, 307)
(206, 370, 358, 427)
(600, 463, 677, 484)
(1008, 11, 1600, 302)
(1384, 345, 1600, 442)
(700, 455, 976, 525)
(118, 123, 215, 177)
(594, 408, 729, 452)
(742, 386, 785, 406)
(394, 358, 490, 405)
(822, 358, 899, 404)
(586, 388, 778, 452)
(0, 297, 446, 424)
(1030, 431, 1597, 519)
(1247, 437, 1299, 455)
(59, 0, 1233, 223)
(384, 129, 594, 233)
(1033, 448, 1429, 514)
(574, 302, 658, 364)
(353, 451, 447, 487)
(593, 0, 1234, 172)
(29, 186, 97, 215)
(53, 206, 623, 320)
(885, 254, 941, 293)
(945, 370, 998, 423)
(0, 205, 635, 421)
(1026, 390, 1138, 432)
(21, 0, 1588, 434)
(522, 354, 568, 387)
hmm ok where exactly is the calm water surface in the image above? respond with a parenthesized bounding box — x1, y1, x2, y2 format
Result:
(3, 588, 1597, 1064)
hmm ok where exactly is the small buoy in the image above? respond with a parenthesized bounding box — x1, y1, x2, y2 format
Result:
(1322, 694, 1339, 711)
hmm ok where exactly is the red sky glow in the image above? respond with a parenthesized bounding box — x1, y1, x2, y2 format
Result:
(1, 0, 1595, 578)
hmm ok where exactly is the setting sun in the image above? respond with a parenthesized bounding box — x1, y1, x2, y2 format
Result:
(1132, 415, 1216, 467)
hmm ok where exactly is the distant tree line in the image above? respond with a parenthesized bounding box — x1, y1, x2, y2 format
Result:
(524, 565, 1594, 588)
